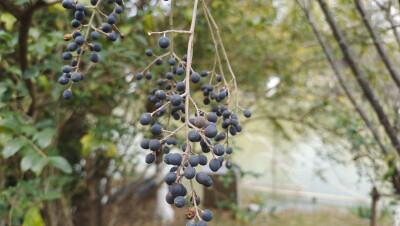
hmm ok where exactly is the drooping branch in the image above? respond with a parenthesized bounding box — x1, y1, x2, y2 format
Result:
(317, 0, 400, 161)
(297, 0, 400, 193)
(354, 0, 400, 90)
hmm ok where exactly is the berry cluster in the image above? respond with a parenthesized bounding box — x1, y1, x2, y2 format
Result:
(60, 0, 125, 100)
(138, 33, 251, 225)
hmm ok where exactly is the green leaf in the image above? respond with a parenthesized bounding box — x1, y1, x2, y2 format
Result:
(20, 153, 42, 172)
(31, 157, 49, 175)
(3, 138, 26, 158)
(33, 128, 56, 149)
(18, 180, 40, 196)
(23, 68, 38, 79)
(0, 117, 20, 132)
(48, 156, 72, 174)
(23, 205, 44, 226)
(0, 30, 12, 43)
(41, 191, 60, 201)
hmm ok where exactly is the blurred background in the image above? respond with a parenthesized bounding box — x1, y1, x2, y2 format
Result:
(1, 0, 400, 225)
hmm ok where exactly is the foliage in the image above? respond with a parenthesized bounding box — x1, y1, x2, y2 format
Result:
(0, 0, 399, 225)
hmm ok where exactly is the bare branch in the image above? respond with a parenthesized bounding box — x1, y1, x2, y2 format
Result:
(354, 0, 400, 90)
(317, 0, 400, 158)
(297, 0, 400, 193)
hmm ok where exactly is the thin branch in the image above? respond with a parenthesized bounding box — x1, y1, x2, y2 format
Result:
(317, 0, 400, 157)
(297, 0, 400, 193)
(354, 0, 400, 90)
(17, 134, 47, 158)
(201, 2, 241, 113)
(148, 30, 191, 35)
(184, 0, 200, 152)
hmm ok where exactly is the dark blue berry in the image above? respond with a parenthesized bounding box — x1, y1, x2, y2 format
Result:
(75, 11, 85, 20)
(71, 19, 80, 28)
(184, 166, 196, 179)
(176, 67, 185, 75)
(149, 139, 160, 151)
(107, 15, 116, 24)
(102, 23, 112, 32)
(165, 172, 177, 185)
(155, 58, 163, 65)
(166, 193, 174, 204)
(202, 209, 213, 222)
(63, 89, 72, 100)
(191, 72, 200, 83)
(158, 36, 170, 48)
(58, 76, 69, 85)
(213, 144, 224, 156)
(67, 42, 78, 51)
(176, 82, 185, 91)
(72, 31, 81, 39)
(189, 155, 199, 166)
(166, 72, 174, 80)
(62, 65, 72, 73)
(163, 146, 170, 154)
(93, 43, 102, 52)
(140, 113, 152, 125)
(204, 125, 218, 138)
(75, 36, 85, 45)
(76, 3, 86, 11)
(168, 58, 176, 66)
(155, 90, 166, 99)
(62, 0, 74, 9)
(145, 153, 156, 164)
(209, 159, 220, 172)
(62, 52, 72, 60)
(140, 139, 150, 149)
(197, 220, 207, 226)
(243, 109, 251, 118)
(136, 73, 143, 80)
(145, 49, 153, 56)
(150, 124, 163, 135)
(174, 196, 186, 208)
(71, 72, 81, 82)
(146, 72, 152, 80)
(188, 130, 200, 142)
(91, 31, 100, 40)
(90, 53, 99, 63)
(108, 32, 118, 41)
(199, 155, 207, 165)
(169, 153, 182, 165)
(115, 6, 123, 14)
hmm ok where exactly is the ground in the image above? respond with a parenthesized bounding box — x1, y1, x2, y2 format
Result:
(141, 208, 392, 226)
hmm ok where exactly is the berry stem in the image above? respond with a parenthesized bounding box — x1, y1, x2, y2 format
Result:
(141, 52, 171, 73)
(201, 0, 239, 112)
(69, 0, 102, 90)
(148, 30, 191, 35)
(184, 0, 199, 150)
